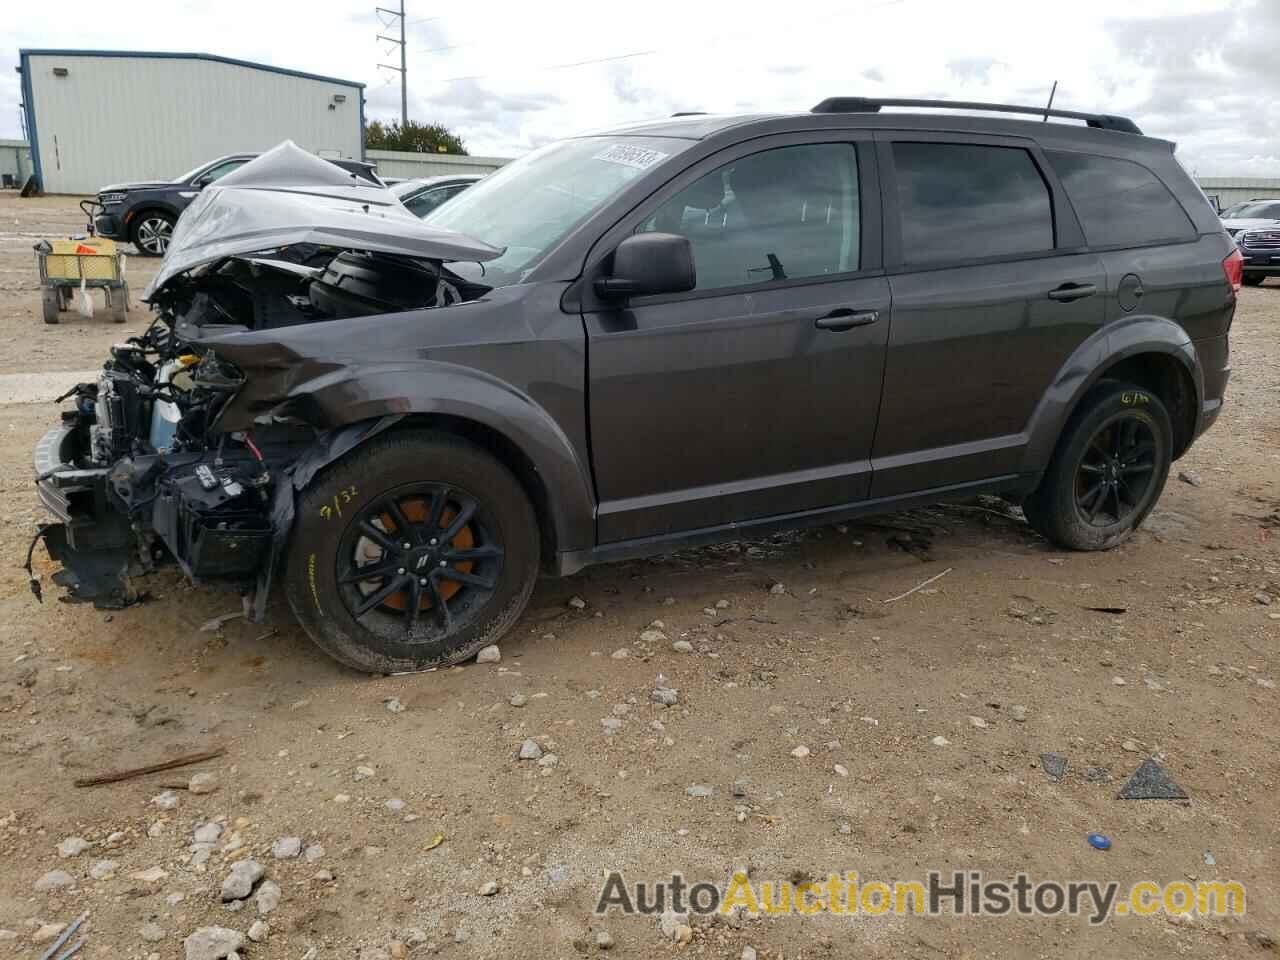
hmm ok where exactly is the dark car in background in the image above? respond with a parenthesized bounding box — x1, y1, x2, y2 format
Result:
(1220, 198, 1280, 239)
(92, 151, 384, 255)
(391, 174, 483, 218)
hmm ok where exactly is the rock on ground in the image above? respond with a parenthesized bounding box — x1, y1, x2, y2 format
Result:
(255, 879, 282, 915)
(220, 859, 264, 901)
(34, 869, 75, 891)
(247, 920, 269, 943)
(140, 922, 166, 942)
(475, 644, 501, 663)
(271, 836, 302, 859)
(57, 836, 90, 857)
(518, 738, 543, 760)
(183, 926, 244, 960)
(188, 772, 218, 794)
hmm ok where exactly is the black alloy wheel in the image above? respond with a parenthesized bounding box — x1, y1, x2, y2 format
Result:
(1073, 415, 1159, 528)
(336, 483, 504, 642)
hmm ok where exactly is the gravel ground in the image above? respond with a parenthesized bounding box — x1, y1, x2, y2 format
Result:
(0, 192, 1277, 959)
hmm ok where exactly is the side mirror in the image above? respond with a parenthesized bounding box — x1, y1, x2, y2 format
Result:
(192, 175, 211, 189)
(596, 233, 695, 298)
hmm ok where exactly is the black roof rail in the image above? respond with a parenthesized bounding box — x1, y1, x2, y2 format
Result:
(810, 97, 1142, 135)
(670, 111, 708, 117)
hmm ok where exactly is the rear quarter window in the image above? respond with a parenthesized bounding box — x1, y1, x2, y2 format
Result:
(1046, 151, 1197, 247)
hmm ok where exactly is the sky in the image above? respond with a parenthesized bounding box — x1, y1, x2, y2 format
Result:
(4, 0, 1279, 175)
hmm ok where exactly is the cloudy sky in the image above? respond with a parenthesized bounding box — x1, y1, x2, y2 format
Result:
(4, 0, 1279, 175)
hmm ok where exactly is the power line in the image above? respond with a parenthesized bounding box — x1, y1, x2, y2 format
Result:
(443, 48, 657, 84)
(375, 2, 408, 126)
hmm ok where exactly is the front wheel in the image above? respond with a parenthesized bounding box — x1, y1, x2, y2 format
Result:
(284, 430, 540, 674)
(1022, 381, 1173, 551)
(131, 213, 174, 256)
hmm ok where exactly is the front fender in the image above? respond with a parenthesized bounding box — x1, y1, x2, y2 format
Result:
(228, 359, 597, 555)
(1019, 314, 1202, 474)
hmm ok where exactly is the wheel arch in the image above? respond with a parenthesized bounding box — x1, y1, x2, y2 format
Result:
(1021, 316, 1203, 473)
(254, 365, 597, 566)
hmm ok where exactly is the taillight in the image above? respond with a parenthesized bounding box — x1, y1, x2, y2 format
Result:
(1222, 248, 1243, 294)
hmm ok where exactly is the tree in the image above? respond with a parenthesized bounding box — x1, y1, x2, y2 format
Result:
(365, 119, 468, 155)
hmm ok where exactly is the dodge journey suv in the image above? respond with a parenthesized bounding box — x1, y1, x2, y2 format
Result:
(30, 100, 1236, 674)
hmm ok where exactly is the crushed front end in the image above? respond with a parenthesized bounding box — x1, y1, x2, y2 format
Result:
(28, 140, 501, 616)
(31, 339, 278, 609)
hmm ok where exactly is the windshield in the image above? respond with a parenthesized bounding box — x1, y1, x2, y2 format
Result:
(424, 136, 690, 285)
(391, 179, 428, 199)
(1230, 201, 1280, 220)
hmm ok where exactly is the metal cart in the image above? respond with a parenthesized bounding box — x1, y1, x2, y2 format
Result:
(34, 201, 130, 324)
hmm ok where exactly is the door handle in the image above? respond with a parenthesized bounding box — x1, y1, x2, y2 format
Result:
(814, 308, 879, 331)
(1047, 282, 1098, 302)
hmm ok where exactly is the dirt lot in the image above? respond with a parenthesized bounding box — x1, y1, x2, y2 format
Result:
(0, 192, 1277, 959)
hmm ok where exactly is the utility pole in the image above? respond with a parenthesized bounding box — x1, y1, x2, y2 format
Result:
(376, 1, 407, 127)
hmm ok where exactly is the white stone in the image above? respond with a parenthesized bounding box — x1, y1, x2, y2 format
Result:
(32, 924, 66, 945)
(478, 880, 499, 896)
(671, 640, 694, 653)
(968, 716, 988, 729)
(247, 920, 269, 943)
(220, 860, 264, 901)
(384, 697, 406, 713)
(385, 798, 407, 813)
(353, 765, 375, 781)
(57, 836, 91, 858)
(188, 772, 219, 794)
(639, 630, 667, 644)
(475, 644, 501, 663)
(140, 922, 166, 942)
(610, 648, 630, 659)
(271, 836, 302, 859)
(34, 869, 75, 891)
(193, 823, 223, 844)
(790, 745, 811, 758)
(183, 926, 244, 960)
(931, 735, 951, 747)
(255, 879, 282, 915)
(568, 596, 587, 609)
(518, 738, 543, 760)
(130, 866, 169, 883)
(833, 764, 849, 777)
(303, 843, 326, 862)
(152, 790, 180, 810)
(89, 859, 118, 880)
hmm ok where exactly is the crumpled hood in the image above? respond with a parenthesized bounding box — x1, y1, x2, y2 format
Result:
(144, 140, 502, 299)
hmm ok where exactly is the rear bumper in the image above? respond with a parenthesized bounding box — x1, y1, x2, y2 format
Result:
(1192, 334, 1230, 440)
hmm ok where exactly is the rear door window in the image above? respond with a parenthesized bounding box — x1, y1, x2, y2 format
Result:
(1046, 151, 1197, 247)
(891, 142, 1053, 266)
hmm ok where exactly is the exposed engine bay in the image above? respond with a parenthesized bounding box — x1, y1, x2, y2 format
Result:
(29, 141, 501, 615)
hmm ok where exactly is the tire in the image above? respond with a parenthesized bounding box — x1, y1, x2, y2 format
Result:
(108, 286, 128, 323)
(1022, 380, 1172, 551)
(41, 289, 59, 324)
(284, 430, 540, 674)
(1242, 274, 1264, 287)
(131, 212, 175, 256)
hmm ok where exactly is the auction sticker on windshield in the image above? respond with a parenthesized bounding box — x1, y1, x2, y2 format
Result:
(593, 143, 669, 169)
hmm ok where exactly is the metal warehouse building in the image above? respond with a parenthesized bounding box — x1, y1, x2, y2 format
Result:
(18, 49, 365, 194)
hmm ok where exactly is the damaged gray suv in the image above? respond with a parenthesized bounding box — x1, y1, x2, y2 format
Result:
(30, 101, 1238, 674)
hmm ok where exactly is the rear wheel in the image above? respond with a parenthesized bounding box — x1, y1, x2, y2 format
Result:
(41, 289, 60, 324)
(131, 212, 174, 256)
(285, 430, 539, 674)
(1022, 381, 1172, 550)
